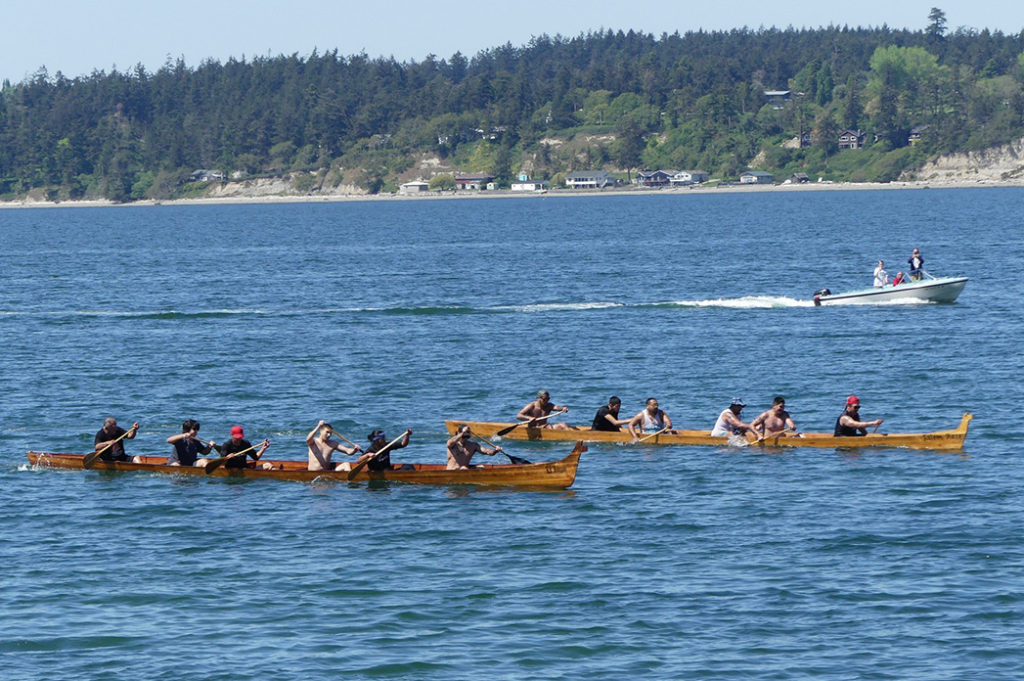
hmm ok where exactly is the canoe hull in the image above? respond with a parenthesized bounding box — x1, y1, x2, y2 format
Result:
(445, 413, 972, 450)
(814, 277, 967, 306)
(26, 443, 584, 488)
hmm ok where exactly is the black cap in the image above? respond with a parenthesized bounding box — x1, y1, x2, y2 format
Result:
(367, 429, 385, 441)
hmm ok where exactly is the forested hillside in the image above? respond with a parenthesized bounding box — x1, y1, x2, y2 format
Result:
(3, 10, 1024, 201)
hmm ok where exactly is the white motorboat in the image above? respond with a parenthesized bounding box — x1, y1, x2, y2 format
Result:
(813, 272, 968, 306)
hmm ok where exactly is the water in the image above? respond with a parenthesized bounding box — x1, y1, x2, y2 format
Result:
(2, 188, 1023, 680)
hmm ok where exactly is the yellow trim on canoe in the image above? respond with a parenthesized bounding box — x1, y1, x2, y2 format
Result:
(445, 413, 972, 450)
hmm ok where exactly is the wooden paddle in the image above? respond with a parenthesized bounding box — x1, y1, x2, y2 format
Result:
(495, 409, 567, 436)
(328, 428, 361, 450)
(474, 436, 531, 465)
(83, 427, 135, 468)
(636, 426, 669, 443)
(752, 426, 794, 444)
(203, 440, 266, 473)
(346, 430, 409, 480)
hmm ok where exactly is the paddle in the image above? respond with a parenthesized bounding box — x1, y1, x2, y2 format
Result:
(636, 426, 669, 443)
(753, 426, 794, 444)
(346, 430, 409, 480)
(495, 409, 567, 437)
(474, 436, 531, 465)
(203, 440, 266, 473)
(83, 426, 136, 468)
(328, 428, 361, 450)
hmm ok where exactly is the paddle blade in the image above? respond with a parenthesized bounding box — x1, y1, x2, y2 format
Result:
(495, 423, 519, 437)
(204, 456, 231, 473)
(505, 453, 531, 465)
(82, 450, 102, 468)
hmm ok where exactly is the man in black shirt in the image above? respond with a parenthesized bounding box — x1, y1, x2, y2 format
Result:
(93, 417, 139, 461)
(591, 396, 629, 432)
(220, 425, 270, 469)
(166, 419, 217, 467)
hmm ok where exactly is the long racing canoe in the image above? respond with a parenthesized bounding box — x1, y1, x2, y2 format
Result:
(26, 442, 584, 488)
(444, 413, 972, 450)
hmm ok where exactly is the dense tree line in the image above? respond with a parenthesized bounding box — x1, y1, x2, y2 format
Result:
(3, 12, 1024, 200)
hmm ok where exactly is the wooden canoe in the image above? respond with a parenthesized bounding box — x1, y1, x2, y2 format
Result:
(25, 442, 584, 488)
(444, 413, 973, 450)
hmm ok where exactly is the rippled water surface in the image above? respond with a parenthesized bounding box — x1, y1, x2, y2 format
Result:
(2, 188, 1023, 680)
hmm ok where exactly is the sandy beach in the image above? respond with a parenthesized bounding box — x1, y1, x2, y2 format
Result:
(3, 177, 1023, 210)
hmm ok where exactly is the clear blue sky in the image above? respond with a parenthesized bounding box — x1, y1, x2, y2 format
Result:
(4, 1, 1023, 84)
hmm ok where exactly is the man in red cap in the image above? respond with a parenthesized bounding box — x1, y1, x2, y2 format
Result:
(220, 425, 271, 469)
(834, 396, 883, 436)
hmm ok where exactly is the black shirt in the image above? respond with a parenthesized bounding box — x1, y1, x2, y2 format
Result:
(591, 406, 621, 432)
(93, 426, 128, 461)
(366, 438, 406, 471)
(169, 438, 207, 466)
(221, 438, 256, 469)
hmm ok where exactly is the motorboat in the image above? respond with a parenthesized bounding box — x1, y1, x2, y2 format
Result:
(813, 271, 967, 306)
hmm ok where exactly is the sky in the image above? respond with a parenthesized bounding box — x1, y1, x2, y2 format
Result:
(4, 1, 1024, 84)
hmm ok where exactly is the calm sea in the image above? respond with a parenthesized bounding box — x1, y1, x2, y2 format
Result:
(2, 188, 1022, 680)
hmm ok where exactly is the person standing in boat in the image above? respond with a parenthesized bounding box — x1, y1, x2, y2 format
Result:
(591, 396, 630, 431)
(516, 390, 572, 429)
(907, 248, 924, 281)
(446, 424, 501, 470)
(166, 419, 217, 467)
(364, 428, 412, 471)
(751, 396, 800, 437)
(834, 396, 883, 436)
(627, 398, 675, 440)
(873, 261, 889, 288)
(711, 398, 761, 439)
(220, 425, 271, 470)
(93, 417, 139, 462)
(306, 419, 362, 471)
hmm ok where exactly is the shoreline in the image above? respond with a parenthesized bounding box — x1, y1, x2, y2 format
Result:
(3, 177, 1023, 209)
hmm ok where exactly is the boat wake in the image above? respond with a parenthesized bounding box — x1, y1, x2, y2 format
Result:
(656, 296, 815, 309)
(2, 295, 934, 318)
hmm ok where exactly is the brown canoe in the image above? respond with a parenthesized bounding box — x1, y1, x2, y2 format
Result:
(26, 441, 584, 488)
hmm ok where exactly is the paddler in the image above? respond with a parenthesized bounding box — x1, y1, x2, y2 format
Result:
(834, 395, 883, 436)
(711, 398, 761, 439)
(362, 428, 412, 471)
(306, 419, 362, 471)
(93, 417, 139, 462)
(516, 390, 572, 430)
(166, 419, 217, 467)
(627, 398, 675, 440)
(591, 396, 630, 431)
(220, 425, 272, 470)
(446, 424, 502, 470)
(751, 396, 801, 438)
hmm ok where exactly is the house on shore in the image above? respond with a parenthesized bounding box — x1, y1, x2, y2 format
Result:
(454, 174, 494, 190)
(189, 169, 224, 182)
(399, 180, 430, 195)
(636, 169, 676, 187)
(511, 174, 550, 191)
(565, 171, 616, 189)
(670, 170, 709, 186)
(739, 170, 774, 185)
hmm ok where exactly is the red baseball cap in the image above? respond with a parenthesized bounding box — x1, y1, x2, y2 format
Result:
(846, 395, 860, 406)
(231, 425, 245, 437)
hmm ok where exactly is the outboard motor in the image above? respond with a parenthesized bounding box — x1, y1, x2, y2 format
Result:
(812, 288, 831, 307)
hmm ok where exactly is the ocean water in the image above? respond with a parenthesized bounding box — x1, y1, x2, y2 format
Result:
(2, 188, 1022, 680)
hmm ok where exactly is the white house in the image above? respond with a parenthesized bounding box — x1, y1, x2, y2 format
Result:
(670, 170, 709, 185)
(739, 170, 774, 185)
(565, 171, 616, 189)
(399, 180, 430, 195)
